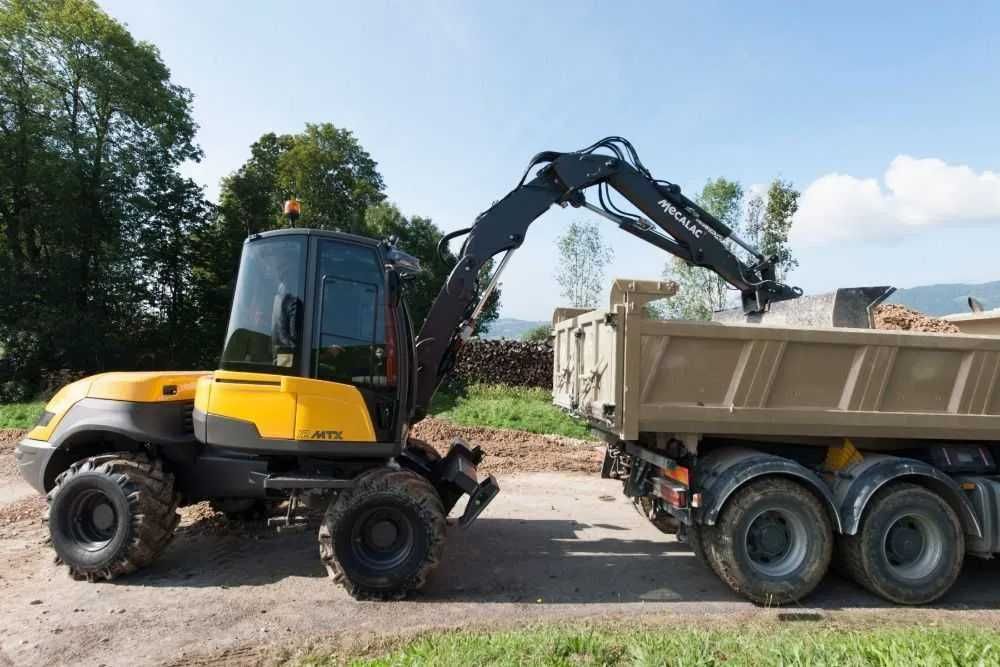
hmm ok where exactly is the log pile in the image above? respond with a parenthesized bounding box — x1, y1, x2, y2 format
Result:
(452, 340, 553, 388)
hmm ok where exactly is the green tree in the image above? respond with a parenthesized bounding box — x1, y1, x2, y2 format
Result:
(277, 124, 384, 235)
(745, 178, 799, 281)
(0, 0, 208, 392)
(521, 324, 552, 343)
(555, 220, 614, 308)
(366, 203, 500, 336)
(661, 178, 744, 320)
(197, 125, 387, 355)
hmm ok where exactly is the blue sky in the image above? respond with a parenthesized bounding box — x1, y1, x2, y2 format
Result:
(99, 1, 1000, 321)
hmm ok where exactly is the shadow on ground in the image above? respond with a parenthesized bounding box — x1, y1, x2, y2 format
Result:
(124, 514, 1000, 611)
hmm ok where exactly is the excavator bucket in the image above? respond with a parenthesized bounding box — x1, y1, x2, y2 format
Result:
(712, 286, 896, 329)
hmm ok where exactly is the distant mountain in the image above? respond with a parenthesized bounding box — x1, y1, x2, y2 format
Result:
(889, 280, 1000, 316)
(481, 317, 549, 340)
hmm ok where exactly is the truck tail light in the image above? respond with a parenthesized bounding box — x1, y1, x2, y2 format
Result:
(652, 478, 688, 508)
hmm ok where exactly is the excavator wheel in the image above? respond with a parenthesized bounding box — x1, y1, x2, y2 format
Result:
(318, 467, 446, 600)
(47, 452, 180, 581)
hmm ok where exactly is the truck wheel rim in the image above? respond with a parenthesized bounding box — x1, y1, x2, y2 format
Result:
(351, 506, 414, 571)
(68, 489, 118, 552)
(881, 510, 944, 580)
(744, 508, 808, 578)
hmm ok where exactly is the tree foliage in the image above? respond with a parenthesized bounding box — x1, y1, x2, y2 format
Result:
(0, 0, 211, 396)
(661, 179, 743, 320)
(746, 178, 799, 280)
(661, 177, 800, 320)
(205, 134, 498, 341)
(364, 202, 499, 335)
(521, 324, 552, 343)
(0, 2, 498, 395)
(555, 220, 614, 308)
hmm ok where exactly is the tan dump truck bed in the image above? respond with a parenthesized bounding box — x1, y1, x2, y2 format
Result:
(553, 280, 1000, 445)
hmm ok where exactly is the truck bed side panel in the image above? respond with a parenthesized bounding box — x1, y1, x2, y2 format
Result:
(554, 312, 1000, 443)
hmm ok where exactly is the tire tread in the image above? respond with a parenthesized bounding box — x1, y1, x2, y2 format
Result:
(48, 452, 180, 581)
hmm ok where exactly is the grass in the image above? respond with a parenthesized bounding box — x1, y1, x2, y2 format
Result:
(430, 384, 594, 440)
(0, 402, 44, 429)
(302, 625, 1000, 667)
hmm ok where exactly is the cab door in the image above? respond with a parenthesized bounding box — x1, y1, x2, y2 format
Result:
(306, 238, 399, 443)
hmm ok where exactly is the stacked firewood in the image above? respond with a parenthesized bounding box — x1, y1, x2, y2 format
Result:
(452, 340, 553, 388)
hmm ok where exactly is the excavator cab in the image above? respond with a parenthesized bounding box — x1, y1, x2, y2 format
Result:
(195, 229, 408, 453)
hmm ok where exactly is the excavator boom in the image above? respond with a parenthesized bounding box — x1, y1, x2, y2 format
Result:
(412, 137, 802, 417)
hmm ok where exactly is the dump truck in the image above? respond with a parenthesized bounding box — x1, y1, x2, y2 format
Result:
(554, 279, 1000, 605)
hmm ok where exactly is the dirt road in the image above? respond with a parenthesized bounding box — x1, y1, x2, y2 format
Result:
(2, 438, 1000, 666)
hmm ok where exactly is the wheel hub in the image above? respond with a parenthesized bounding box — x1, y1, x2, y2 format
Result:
(886, 519, 924, 565)
(91, 503, 115, 533)
(743, 507, 809, 578)
(350, 506, 415, 572)
(748, 512, 791, 562)
(69, 489, 118, 550)
(881, 511, 944, 580)
(369, 520, 399, 549)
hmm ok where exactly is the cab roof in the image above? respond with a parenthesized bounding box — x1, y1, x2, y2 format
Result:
(247, 227, 381, 248)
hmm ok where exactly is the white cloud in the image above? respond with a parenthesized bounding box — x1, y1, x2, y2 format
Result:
(791, 156, 1000, 245)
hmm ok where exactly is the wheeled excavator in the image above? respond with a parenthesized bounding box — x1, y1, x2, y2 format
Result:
(16, 137, 808, 599)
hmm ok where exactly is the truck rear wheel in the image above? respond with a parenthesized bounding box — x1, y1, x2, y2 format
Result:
(47, 453, 180, 581)
(702, 477, 832, 605)
(318, 468, 446, 600)
(838, 483, 964, 605)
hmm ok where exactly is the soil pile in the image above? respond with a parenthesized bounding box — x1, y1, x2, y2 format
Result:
(0, 495, 44, 528)
(873, 304, 960, 333)
(410, 417, 602, 475)
(0, 429, 27, 485)
(0, 428, 25, 453)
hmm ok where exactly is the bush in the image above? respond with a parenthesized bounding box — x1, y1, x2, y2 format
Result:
(521, 325, 552, 343)
(0, 380, 33, 404)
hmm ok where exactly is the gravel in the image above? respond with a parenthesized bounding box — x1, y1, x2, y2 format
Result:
(873, 304, 960, 333)
(410, 417, 603, 475)
(0, 428, 25, 453)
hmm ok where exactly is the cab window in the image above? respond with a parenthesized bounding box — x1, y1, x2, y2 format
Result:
(220, 237, 305, 375)
(314, 240, 387, 386)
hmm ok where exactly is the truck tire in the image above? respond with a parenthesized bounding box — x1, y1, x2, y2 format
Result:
(838, 483, 964, 605)
(47, 453, 180, 581)
(702, 477, 832, 605)
(318, 468, 446, 600)
(686, 524, 707, 563)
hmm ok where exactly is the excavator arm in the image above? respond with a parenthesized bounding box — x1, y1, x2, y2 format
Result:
(411, 137, 802, 418)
